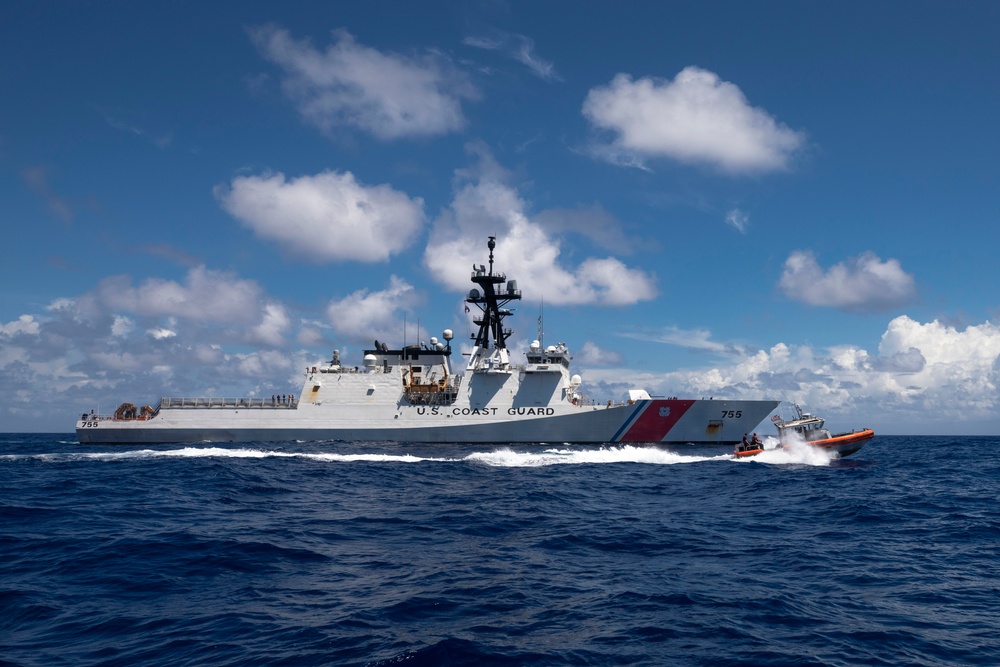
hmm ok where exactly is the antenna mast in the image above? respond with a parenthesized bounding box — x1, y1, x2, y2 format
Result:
(537, 299, 544, 347)
(466, 236, 521, 350)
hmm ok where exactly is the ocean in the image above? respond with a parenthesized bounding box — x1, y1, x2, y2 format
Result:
(1, 435, 997, 666)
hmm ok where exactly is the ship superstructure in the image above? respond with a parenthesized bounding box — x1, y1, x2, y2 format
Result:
(76, 237, 778, 445)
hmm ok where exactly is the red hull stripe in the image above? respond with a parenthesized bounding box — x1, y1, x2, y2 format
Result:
(618, 400, 696, 442)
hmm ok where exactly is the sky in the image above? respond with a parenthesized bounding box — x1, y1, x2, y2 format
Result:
(3, 1, 1000, 435)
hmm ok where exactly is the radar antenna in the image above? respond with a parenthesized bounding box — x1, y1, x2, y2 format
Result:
(466, 236, 521, 350)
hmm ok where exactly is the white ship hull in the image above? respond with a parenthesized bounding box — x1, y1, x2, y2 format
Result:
(77, 396, 778, 445)
(76, 237, 779, 446)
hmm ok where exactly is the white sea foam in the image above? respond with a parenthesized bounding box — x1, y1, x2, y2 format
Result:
(77, 447, 295, 460)
(2, 448, 451, 463)
(7, 441, 834, 466)
(733, 434, 834, 466)
(465, 445, 727, 467)
(126, 448, 450, 463)
(303, 452, 452, 463)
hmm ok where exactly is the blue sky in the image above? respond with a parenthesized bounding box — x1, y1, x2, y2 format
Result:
(3, 1, 1000, 434)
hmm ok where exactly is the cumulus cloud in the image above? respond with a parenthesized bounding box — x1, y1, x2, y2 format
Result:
(110, 315, 134, 337)
(250, 303, 291, 347)
(576, 341, 623, 366)
(94, 267, 269, 325)
(0, 266, 318, 429)
(1, 315, 41, 336)
(880, 315, 1000, 367)
(326, 275, 419, 343)
(874, 346, 926, 373)
(147, 327, 177, 340)
(464, 31, 561, 81)
(779, 250, 917, 313)
(216, 170, 425, 263)
(424, 144, 657, 306)
(251, 25, 478, 139)
(582, 67, 805, 172)
(55, 266, 296, 354)
(582, 314, 1000, 431)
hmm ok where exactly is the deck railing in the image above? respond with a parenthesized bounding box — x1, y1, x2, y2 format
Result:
(159, 397, 298, 409)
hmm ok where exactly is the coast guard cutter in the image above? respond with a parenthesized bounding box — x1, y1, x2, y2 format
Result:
(76, 237, 778, 445)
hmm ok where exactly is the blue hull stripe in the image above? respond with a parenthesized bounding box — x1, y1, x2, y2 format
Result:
(611, 402, 648, 442)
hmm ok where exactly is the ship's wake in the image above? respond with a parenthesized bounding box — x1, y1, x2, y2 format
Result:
(7, 442, 832, 467)
(465, 446, 727, 467)
(733, 435, 834, 466)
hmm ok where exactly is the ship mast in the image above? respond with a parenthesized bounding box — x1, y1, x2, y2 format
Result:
(537, 298, 544, 348)
(466, 236, 521, 371)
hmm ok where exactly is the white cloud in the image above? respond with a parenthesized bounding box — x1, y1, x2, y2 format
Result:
(146, 327, 176, 340)
(111, 315, 134, 337)
(1, 315, 40, 336)
(230, 349, 294, 379)
(577, 341, 623, 366)
(726, 208, 749, 234)
(195, 345, 225, 365)
(216, 170, 425, 263)
(46, 298, 74, 313)
(251, 303, 291, 347)
(582, 67, 805, 172)
(89, 350, 147, 373)
(779, 250, 917, 313)
(624, 325, 754, 356)
(0, 267, 336, 429)
(874, 346, 926, 373)
(880, 315, 1000, 366)
(424, 145, 657, 306)
(326, 275, 418, 344)
(251, 25, 477, 139)
(464, 31, 561, 82)
(296, 326, 326, 348)
(585, 315, 1000, 432)
(95, 267, 267, 324)
(63, 267, 294, 350)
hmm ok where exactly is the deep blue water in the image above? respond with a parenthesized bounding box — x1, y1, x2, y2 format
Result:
(2, 435, 997, 666)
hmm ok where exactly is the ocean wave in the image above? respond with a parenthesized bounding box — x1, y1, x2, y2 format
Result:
(3, 434, 999, 667)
